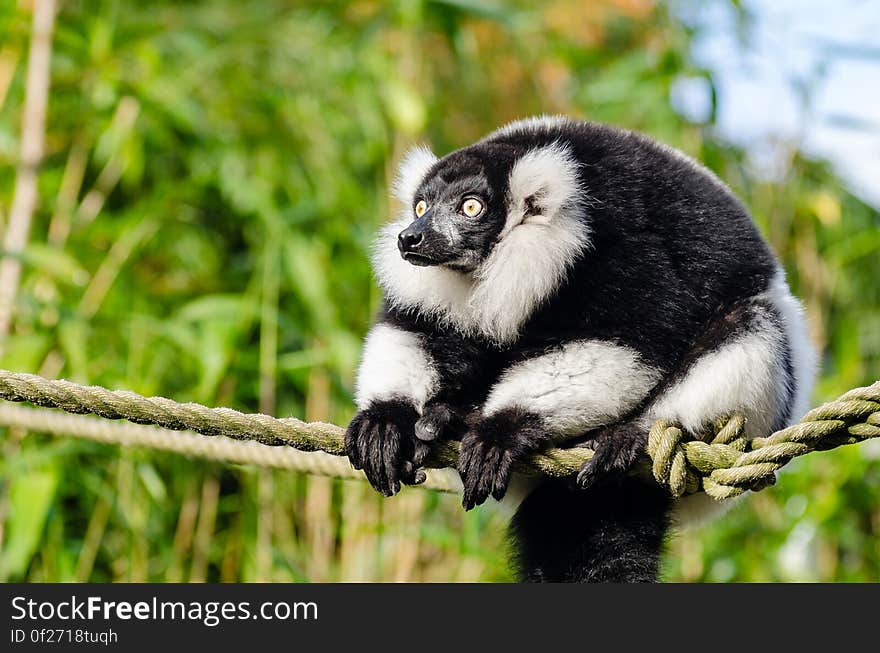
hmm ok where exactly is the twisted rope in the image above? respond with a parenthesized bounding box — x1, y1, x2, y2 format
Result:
(0, 403, 464, 492)
(0, 369, 877, 499)
(648, 382, 880, 499)
(0, 369, 592, 481)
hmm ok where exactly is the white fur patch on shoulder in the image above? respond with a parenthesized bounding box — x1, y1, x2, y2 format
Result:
(392, 145, 438, 204)
(764, 267, 817, 422)
(483, 340, 662, 440)
(354, 323, 438, 412)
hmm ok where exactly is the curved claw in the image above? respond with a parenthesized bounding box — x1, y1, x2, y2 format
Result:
(576, 421, 646, 490)
(401, 461, 427, 486)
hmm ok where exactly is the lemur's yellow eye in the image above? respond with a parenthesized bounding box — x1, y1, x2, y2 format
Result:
(461, 198, 483, 217)
(415, 200, 428, 218)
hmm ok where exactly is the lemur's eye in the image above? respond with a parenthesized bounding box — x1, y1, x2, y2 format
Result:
(415, 200, 428, 218)
(460, 198, 483, 218)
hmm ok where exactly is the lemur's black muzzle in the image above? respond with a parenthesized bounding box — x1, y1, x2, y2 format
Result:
(397, 217, 441, 266)
(398, 225, 424, 253)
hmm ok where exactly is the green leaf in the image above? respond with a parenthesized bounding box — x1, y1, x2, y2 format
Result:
(1, 467, 60, 579)
(20, 244, 88, 287)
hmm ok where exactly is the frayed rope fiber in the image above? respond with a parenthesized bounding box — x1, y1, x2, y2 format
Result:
(0, 369, 877, 499)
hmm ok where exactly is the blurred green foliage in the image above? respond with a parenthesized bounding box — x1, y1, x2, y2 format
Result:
(0, 0, 877, 582)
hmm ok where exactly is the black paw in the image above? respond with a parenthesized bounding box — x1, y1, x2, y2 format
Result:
(459, 407, 550, 511)
(345, 399, 428, 497)
(414, 401, 466, 442)
(576, 421, 646, 489)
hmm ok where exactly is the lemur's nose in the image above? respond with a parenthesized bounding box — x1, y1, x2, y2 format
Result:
(398, 227, 424, 253)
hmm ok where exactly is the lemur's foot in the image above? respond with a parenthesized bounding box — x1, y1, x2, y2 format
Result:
(576, 421, 646, 489)
(459, 407, 550, 511)
(414, 401, 467, 442)
(345, 399, 428, 496)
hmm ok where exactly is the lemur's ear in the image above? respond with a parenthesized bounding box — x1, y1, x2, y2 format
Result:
(504, 143, 581, 233)
(392, 145, 438, 204)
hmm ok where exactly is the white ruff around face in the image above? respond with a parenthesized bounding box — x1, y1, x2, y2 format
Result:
(374, 143, 590, 344)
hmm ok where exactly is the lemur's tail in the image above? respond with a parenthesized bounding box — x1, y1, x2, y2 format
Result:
(508, 476, 672, 582)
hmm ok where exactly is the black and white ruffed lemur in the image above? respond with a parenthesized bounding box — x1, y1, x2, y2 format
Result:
(345, 116, 816, 582)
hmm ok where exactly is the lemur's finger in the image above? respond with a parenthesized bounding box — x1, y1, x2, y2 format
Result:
(576, 446, 616, 490)
(414, 418, 439, 442)
(491, 452, 513, 501)
(575, 459, 599, 489)
(411, 439, 431, 468)
(473, 447, 502, 507)
(460, 453, 480, 510)
(462, 443, 491, 509)
(352, 413, 373, 469)
(400, 461, 428, 486)
(356, 419, 375, 476)
(365, 424, 389, 495)
(401, 437, 430, 485)
(400, 461, 417, 485)
(382, 422, 402, 496)
(415, 403, 448, 442)
(344, 416, 363, 469)
(380, 424, 399, 496)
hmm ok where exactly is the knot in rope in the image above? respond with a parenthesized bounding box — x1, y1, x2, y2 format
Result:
(647, 383, 880, 499)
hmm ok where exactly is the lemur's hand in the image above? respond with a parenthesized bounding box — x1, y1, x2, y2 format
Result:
(576, 421, 646, 489)
(345, 399, 428, 496)
(414, 401, 468, 443)
(459, 407, 550, 510)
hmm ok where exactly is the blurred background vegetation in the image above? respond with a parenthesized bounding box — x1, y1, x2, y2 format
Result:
(0, 0, 877, 582)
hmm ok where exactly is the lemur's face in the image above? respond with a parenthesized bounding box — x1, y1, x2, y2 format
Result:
(397, 150, 507, 272)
